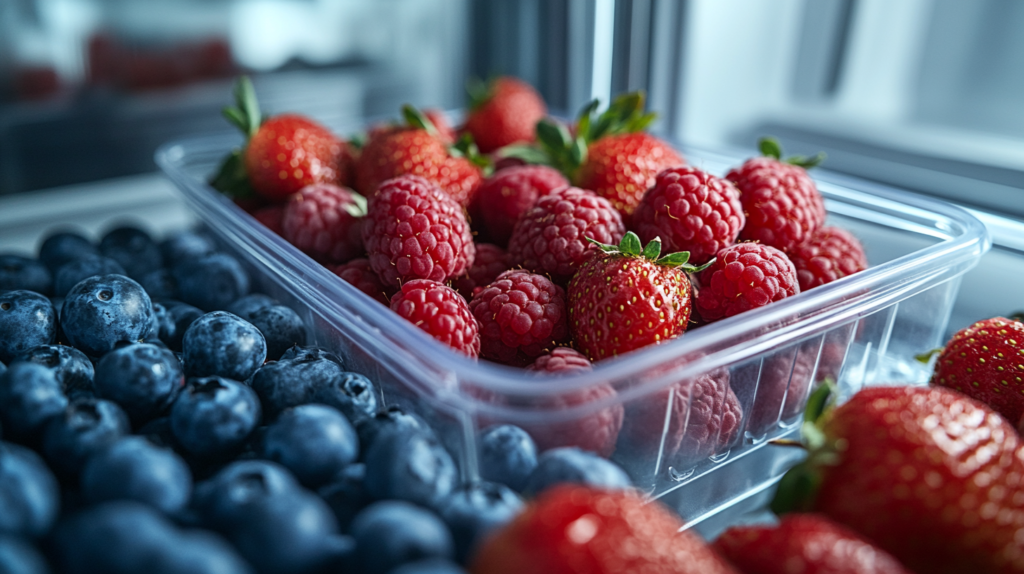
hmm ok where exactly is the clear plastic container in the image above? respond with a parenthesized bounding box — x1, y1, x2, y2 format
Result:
(155, 133, 989, 531)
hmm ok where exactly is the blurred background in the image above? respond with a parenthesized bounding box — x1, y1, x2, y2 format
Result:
(1, 0, 1022, 219)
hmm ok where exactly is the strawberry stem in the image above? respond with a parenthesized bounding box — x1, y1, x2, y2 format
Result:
(758, 136, 826, 169)
(401, 105, 440, 138)
(585, 232, 712, 272)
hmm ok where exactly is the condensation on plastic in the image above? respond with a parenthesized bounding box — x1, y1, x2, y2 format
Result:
(156, 133, 990, 530)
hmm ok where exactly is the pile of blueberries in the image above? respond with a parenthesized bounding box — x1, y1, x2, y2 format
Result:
(0, 225, 634, 574)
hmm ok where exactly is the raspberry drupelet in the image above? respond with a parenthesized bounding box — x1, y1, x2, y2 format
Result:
(452, 243, 512, 300)
(471, 165, 569, 248)
(788, 226, 868, 291)
(332, 258, 395, 305)
(695, 242, 800, 322)
(469, 270, 569, 365)
(390, 279, 480, 357)
(281, 183, 365, 265)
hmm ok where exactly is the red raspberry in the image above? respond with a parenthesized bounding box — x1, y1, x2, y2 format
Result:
(472, 165, 568, 247)
(789, 226, 868, 291)
(452, 243, 511, 300)
(727, 157, 826, 252)
(252, 204, 286, 236)
(281, 183, 365, 264)
(526, 347, 591, 373)
(507, 187, 625, 284)
(517, 383, 623, 458)
(695, 242, 799, 322)
(470, 270, 569, 364)
(362, 175, 475, 288)
(390, 279, 480, 357)
(738, 342, 821, 437)
(333, 258, 395, 305)
(632, 166, 744, 266)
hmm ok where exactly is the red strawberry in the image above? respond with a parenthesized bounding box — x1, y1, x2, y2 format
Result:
(281, 183, 365, 264)
(632, 166, 745, 266)
(355, 105, 483, 205)
(773, 384, 1024, 573)
(789, 226, 868, 291)
(424, 108, 456, 144)
(211, 77, 351, 202)
(463, 76, 546, 154)
(390, 279, 480, 357)
(332, 258, 395, 305)
(694, 242, 800, 323)
(568, 232, 708, 362)
(931, 317, 1024, 425)
(470, 485, 739, 574)
(361, 175, 475, 288)
(727, 137, 826, 253)
(452, 243, 511, 300)
(471, 165, 568, 247)
(713, 513, 913, 574)
(470, 269, 569, 365)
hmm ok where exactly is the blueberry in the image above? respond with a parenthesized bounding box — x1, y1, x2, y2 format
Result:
(50, 501, 180, 574)
(355, 405, 431, 455)
(93, 343, 183, 424)
(61, 274, 153, 358)
(139, 269, 177, 301)
(278, 345, 345, 366)
(350, 501, 454, 574)
(364, 427, 456, 508)
(226, 293, 278, 319)
(0, 362, 67, 440)
(99, 225, 164, 280)
(262, 404, 358, 487)
(81, 436, 192, 514)
(318, 463, 372, 533)
(161, 302, 203, 352)
(193, 460, 301, 530)
(171, 376, 261, 460)
(0, 442, 59, 537)
(15, 344, 94, 397)
(159, 231, 217, 267)
(0, 291, 56, 364)
(313, 371, 378, 424)
(477, 425, 538, 492)
(0, 535, 49, 574)
(155, 529, 253, 574)
(182, 312, 266, 382)
(521, 447, 632, 496)
(42, 398, 130, 479)
(38, 231, 98, 272)
(0, 255, 52, 295)
(174, 253, 250, 312)
(390, 559, 467, 574)
(135, 416, 178, 449)
(247, 305, 307, 361)
(437, 481, 523, 563)
(250, 353, 346, 419)
(52, 256, 126, 298)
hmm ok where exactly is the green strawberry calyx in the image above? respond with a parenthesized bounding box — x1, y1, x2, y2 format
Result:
(210, 76, 262, 199)
(402, 105, 493, 176)
(769, 381, 842, 515)
(585, 232, 714, 273)
(759, 136, 826, 169)
(465, 76, 494, 111)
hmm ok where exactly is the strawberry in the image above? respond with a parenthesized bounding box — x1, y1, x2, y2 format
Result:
(930, 317, 1024, 425)
(463, 76, 547, 153)
(713, 513, 913, 574)
(354, 105, 486, 205)
(523, 93, 684, 217)
(567, 231, 711, 362)
(470, 485, 739, 574)
(773, 384, 1024, 573)
(211, 76, 352, 202)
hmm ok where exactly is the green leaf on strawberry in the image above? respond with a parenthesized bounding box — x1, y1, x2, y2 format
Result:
(758, 136, 826, 169)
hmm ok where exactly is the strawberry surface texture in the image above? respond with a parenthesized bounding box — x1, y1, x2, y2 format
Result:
(463, 76, 547, 153)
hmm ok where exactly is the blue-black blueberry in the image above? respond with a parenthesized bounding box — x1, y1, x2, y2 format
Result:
(437, 481, 524, 564)
(99, 225, 164, 280)
(182, 311, 266, 382)
(80, 436, 192, 514)
(41, 398, 130, 479)
(355, 405, 431, 457)
(0, 255, 52, 295)
(262, 404, 358, 487)
(521, 446, 632, 497)
(250, 351, 347, 419)
(171, 376, 261, 460)
(173, 253, 250, 312)
(0, 291, 56, 364)
(317, 463, 372, 533)
(0, 362, 67, 440)
(389, 559, 468, 574)
(38, 231, 98, 272)
(0, 442, 59, 538)
(0, 535, 49, 574)
(226, 293, 278, 319)
(313, 371, 378, 425)
(15, 344, 94, 397)
(93, 343, 183, 424)
(139, 269, 177, 301)
(160, 230, 217, 268)
(246, 305, 307, 361)
(160, 302, 203, 352)
(364, 427, 456, 508)
(52, 256, 126, 298)
(350, 500, 454, 574)
(60, 274, 153, 358)
(477, 424, 538, 493)
(192, 460, 301, 531)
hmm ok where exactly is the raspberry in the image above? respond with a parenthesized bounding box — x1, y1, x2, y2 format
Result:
(452, 243, 511, 300)
(472, 166, 568, 247)
(695, 242, 799, 322)
(333, 258, 395, 305)
(390, 279, 480, 357)
(362, 175, 475, 288)
(727, 157, 826, 252)
(252, 204, 286, 236)
(516, 384, 623, 459)
(470, 270, 569, 364)
(788, 226, 868, 291)
(507, 187, 625, 284)
(470, 486, 737, 574)
(632, 166, 744, 266)
(526, 347, 591, 373)
(281, 183, 364, 264)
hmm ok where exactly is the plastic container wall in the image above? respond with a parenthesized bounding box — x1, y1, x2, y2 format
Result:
(156, 134, 989, 528)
